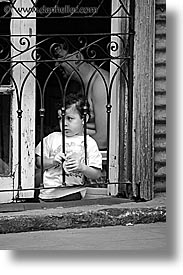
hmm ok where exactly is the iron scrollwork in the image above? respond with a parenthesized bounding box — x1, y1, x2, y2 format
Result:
(0, 0, 135, 199)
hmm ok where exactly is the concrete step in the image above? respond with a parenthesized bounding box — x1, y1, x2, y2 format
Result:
(0, 194, 166, 234)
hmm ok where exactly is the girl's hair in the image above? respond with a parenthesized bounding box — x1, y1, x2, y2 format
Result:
(57, 93, 90, 118)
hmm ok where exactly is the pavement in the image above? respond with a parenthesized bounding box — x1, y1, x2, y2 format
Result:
(0, 192, 166, 234)
(0, 223, 167, 250)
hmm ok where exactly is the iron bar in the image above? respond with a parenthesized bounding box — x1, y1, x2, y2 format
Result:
(1, 16, 132, 20)
(0, 181, 132, 193)
(0, 58, 131, 63)
(16, 109, 23, 199)
(106, 104, 112, 183)
(39, 108, 45, 188)
(61, 106, 66, 185)
(0, 33, 134, 37)
(83, 104, 88, 166)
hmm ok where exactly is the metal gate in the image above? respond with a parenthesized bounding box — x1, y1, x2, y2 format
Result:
(0, 0, 135, 203)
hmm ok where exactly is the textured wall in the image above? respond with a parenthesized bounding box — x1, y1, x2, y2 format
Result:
(154, 0, 166, 192)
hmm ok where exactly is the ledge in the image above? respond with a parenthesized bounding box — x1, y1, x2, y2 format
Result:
(0, 195, 166, 234)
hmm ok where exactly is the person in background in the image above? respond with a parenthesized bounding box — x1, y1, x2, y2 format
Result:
(35, 93, 102, 202)
(55, 44, 109, 150)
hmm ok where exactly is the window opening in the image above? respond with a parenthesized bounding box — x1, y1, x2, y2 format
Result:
(0, 2, 11, 177)
(0, 2, 11, 85)
(0, 0, 135, 202)
(35, 0, 112, 192)
(0, 94, 11, 175)
(35, 0, 111, 144)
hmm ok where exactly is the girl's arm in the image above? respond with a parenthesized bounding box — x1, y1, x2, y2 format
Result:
(80, 164, 102, 180)
(36, 152, 65, 170)
(64, 158, 101, 180)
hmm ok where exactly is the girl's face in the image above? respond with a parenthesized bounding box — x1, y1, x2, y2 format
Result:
(58, 105, 83, 137)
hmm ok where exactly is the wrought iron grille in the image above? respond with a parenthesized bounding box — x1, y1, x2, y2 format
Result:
(0, 0, 135, 202)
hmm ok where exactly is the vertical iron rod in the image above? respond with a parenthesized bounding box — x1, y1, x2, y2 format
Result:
(16, 109, 23, 199)
(83, 102, 88, 185)
(61, 106, 66, 185)
(83, 103, 88, 166)
(106, 104, 112, 183)
(39, 108, 45, 188)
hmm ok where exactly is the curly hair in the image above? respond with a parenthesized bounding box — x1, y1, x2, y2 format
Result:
(57, 92, 90, 119)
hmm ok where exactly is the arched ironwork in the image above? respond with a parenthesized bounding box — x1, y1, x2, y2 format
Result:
(0, 0, 135, 201)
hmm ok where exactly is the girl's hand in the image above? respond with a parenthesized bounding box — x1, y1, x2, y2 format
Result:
(64, 155, 83, 174)
(53, 152, 66, 167)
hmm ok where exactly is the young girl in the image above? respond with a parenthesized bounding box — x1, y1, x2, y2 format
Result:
(35, 93, 102, 202)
